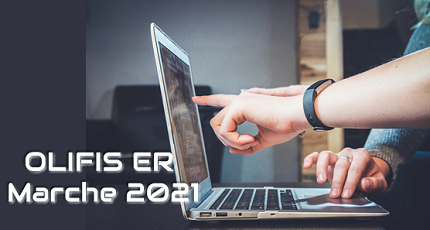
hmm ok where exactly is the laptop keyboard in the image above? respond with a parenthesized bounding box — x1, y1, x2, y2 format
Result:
(209, 188, 297, 211)
(251, 189, 266, 210)
(235, 189, 253, 210)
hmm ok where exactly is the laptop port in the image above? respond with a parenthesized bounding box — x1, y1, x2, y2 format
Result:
(216, 212, 228, 217)
(200, 212, 212, 217)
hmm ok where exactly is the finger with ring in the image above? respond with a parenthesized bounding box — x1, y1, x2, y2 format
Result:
(338, 155, 352, 163)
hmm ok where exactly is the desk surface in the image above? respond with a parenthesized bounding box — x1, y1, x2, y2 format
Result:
(86, 183, 385, 230)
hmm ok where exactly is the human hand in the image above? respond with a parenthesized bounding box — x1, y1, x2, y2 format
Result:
(246, 85, 309, 136)
(303, 148, 390, 198)
(192, 92, 310, 155)
(246, 85, 308, 97)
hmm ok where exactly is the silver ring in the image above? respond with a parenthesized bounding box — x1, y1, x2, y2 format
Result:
(338, 155, 352, 163)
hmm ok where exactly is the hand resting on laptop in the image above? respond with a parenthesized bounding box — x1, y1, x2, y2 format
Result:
(303, 148, 389, 199)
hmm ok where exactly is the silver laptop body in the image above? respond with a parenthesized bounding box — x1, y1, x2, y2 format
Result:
(150, 23, 389, 221)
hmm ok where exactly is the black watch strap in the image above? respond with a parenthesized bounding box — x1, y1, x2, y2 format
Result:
(303, 79, 335, 131)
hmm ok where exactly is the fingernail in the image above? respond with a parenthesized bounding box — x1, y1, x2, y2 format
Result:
(251, 142, 259, 147)
(342, 189, 350, 198)
(331, 188, 338, 197)
(318, 173, 324, 183)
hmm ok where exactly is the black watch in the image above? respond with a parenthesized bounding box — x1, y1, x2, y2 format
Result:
(303, 79, 335, 131)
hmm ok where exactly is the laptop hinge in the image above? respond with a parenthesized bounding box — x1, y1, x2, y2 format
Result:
(191, 190, 213, 209)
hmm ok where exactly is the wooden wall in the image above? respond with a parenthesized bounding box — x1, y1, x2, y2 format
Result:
(298, 0, 344, 182)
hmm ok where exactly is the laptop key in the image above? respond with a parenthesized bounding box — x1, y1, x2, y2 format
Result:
(266, 189, 280, 210)
(280, 190, 294, 203)
(235, 189, 253, 210)
(210, 189, 230, 210)
(219, 189, 241, 209)
(266, 204, 280, 210)
(280, 190, 297, 210)
(251, 189, 265, 210)
(281, 202, 297, 210)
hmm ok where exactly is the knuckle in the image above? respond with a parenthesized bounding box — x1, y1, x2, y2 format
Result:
(357, 148, 371, 159)
(218, 128, 227, 137)
(209, 118, 216, 127)
(319, 151, 331, 158)
(343, 147, 352, 152)
(309, 152, 319, 158)
(362, 153, 372, 162)
(351, 149, 370, 163)
(238, 92, 249, 97)
(356, 148, 368, 153)
(320, 150, 332, 155)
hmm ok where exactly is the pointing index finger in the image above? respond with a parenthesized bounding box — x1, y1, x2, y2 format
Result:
(192, 94, 237, 107)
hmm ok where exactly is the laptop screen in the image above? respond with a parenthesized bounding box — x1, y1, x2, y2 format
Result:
(159, 43, 209, 186)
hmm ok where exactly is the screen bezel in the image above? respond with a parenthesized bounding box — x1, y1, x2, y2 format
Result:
(151, 23, 212, 218)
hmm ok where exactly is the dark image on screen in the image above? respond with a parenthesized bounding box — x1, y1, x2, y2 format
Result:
(160, 43, 209, 185)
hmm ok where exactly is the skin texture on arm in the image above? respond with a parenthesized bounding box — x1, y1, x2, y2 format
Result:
(193, 47, 430, 154)
(361, 22, 430, 191)
(316, 47, 430, 129)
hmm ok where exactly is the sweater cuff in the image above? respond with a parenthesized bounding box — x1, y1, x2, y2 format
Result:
(368, 146, 403, 192)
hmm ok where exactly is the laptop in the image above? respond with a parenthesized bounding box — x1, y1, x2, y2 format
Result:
(150, 23, 389, 220)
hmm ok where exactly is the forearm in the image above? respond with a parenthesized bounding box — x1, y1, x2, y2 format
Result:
(314, 47, 430, 129)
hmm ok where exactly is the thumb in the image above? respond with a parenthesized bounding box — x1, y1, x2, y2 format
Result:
(360, 176, 387, 194)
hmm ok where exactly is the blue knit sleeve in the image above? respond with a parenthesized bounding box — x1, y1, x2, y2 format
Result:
(364, 129, 430, 189)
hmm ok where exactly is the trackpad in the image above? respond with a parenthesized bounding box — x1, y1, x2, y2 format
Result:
(293, 189, 381, 213)
(301, 193, 371, 206)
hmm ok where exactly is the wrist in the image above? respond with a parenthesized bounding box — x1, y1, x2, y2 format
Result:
(290, 95, 312, 132)
(372, 157, 390, 178)
(303, 79, 335, 131)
